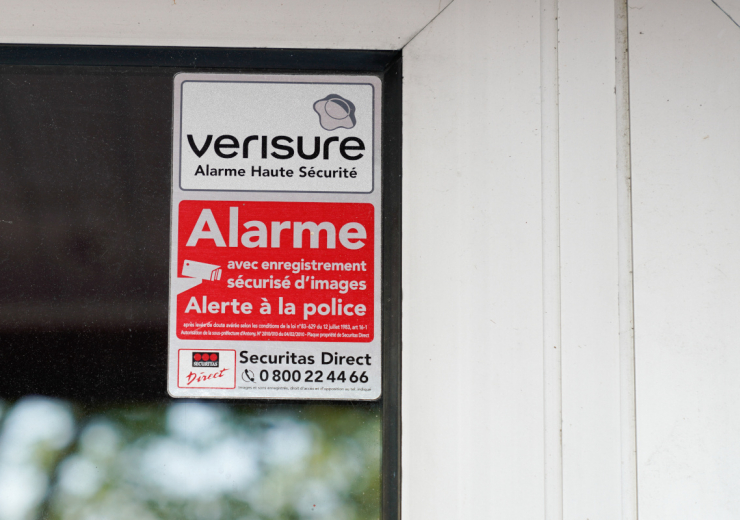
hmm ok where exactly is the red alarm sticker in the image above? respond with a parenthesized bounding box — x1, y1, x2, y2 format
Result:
(175, 200, 374, 343)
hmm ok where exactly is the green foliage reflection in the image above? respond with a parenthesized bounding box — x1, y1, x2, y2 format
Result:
(0, 397, 380, 520)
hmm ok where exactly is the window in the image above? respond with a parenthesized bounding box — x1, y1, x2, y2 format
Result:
(0, 46, 401, 520)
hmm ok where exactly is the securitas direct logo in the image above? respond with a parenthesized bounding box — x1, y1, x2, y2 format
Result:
(192, 352, 219, 367)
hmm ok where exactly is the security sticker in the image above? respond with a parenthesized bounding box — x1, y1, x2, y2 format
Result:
(168, 73, 381, 400)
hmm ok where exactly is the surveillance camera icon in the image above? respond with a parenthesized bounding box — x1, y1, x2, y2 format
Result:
(182, 260, 222, 281)
(174, 260, 222, 295)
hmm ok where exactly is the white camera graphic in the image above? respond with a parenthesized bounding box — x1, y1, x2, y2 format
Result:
(174, 260, 222, 295)
(182, 260, 222, 281)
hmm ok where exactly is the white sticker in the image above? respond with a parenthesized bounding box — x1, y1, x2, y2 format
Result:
(179, 81, 374, 193)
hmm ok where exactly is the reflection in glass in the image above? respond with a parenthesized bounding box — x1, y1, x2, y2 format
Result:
(0, 397, 380, 520)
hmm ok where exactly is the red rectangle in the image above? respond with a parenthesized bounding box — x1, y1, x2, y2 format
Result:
(176, 201, 374, 342)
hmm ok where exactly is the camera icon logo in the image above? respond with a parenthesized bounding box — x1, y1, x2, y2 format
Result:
(313, 94, 356, 131)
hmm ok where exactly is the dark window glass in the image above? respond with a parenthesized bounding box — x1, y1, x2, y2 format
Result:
(0, 65, 381, 520)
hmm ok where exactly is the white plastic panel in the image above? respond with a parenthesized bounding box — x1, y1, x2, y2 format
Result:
(402, 0, 545, 517)
(630, 0, 740, 517)
(0, 0, 451, 50)
(558, 0, 622, 518)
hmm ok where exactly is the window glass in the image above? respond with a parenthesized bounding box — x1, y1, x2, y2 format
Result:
(0, 65, 381, 520)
